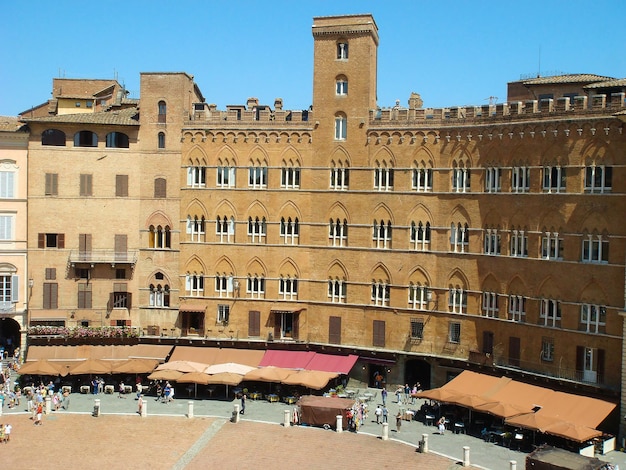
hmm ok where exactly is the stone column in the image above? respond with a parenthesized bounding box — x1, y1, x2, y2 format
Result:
(233, 404, 240, 423)
(336, 415, 343, 433)
(45, 396, 51, 414)
(187, 401, 194, 419)
(421, 433, 429, 453)
(141, 400, 147, 417)
(510, 460, 517, 470)
(462, 446, 470, 467)
(381, 422, 389, 441)
(93, 398, 101, 417)
(283, 409, 291, 427)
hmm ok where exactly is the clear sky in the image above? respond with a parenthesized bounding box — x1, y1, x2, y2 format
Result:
(1, 0, 624, 116)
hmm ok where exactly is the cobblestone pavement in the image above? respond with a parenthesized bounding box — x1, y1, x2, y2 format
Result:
(2, 389, 624, 469)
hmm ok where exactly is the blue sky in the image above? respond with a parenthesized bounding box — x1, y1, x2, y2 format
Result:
(1, 0, 624, 116)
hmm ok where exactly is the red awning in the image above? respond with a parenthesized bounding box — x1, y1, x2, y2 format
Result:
(258, 350, 316, 369)
(305, 354, 358, 374)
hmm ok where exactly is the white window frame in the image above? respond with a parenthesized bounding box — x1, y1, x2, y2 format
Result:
(540, 299, 561, 327)
(452, 167, 470, 192)
(334, 116, 347, 140)
(0, 215, 13, 241)
(336, 79, 348, 95)
(216, 165, 236, 188)
(410, 221, 430, 251)
(541, 337, 554, 361)
(485, 167, 501, 193)
(482, 291, 499, 318)
(511, 166, 529, 193)
(450, 223, 469, 253)
(329, 219, 348, 247)
(280, 217, 299, 245)
(0, 171, 15, 198)
(248, 165, 267, 189)
(187, 166, 206, 188)
(281, 166, 300, 189)
(408, 284, 429, 310)
(483, 229, 501, 255)
(374, 165, 393, 191)
(330, 164, 349, 190)
(510, 230, 528, 257)
(542, 166, 566, 193)
(187, 216, 205, 242)
(541, 232, 563, 260)
(0, 274, 18, 308)
(580, 304, 606, 334)
(373, 220, 392, 249)
(217, 304, 230, 324)
(508, 295, 526, 322)
(448, 321, 461, 344)
(584, 164, 612, 193)
(185, 274, 204, 297)
(149, 284, 169, 307)
(448, 288, 467, 314)
(247, 216, 266, 243)
(328, 279, 346, 303)
(216, 216, 235, 243)
(582, 234, 609, 264)
(412, 167, 433, 192)
(371, 282, 390, 307)
(279, 276, 298, 300)
(337, 42, 348, 59)
(246, 276, 265, 299)
(215, 274, 234, 298)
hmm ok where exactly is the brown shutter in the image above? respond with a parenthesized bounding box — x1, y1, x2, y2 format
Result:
(154, 178, 166, 198)
(248, 310, 260, 336)
(38, 233, 45, 248)
(482, 331, 494, 354)
(58, 233, 65, 249)
(508, 336, 520, 367)
(575, 346, 584, 373)
(597, 348, 605, 384)
(329, 316, 341, 344)
(116, 175, 129, 197)
(126, 292, 132, 310)
(292, 312, 299, 340)
(373, 320, 385, 347)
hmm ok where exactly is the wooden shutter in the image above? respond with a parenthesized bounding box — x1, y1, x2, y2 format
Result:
(248, 310, 260, 337)
(45, 173, 58, 195)
(57, 233, 65, 249)
(10, 275, 18, 302)
(597, 348, 605, 384)
(154, 178, 166, 198)
(38, 233, 45, 248)
(373, 320, 385, 347)
(80, 174, 92, 196)
(329, 316, 341, 344)
(43, 283, 58, 309)
(79, 234, 92, 254)
(575, 346, 584, 373)
(116, 175, 128, 197)
(508, 336, 520, 367)
(482, 331, 494, 354)
(292, 312, 299, 340)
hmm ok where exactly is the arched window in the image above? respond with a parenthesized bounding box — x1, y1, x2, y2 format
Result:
(150, 283, 170, 307)
(73, 130, 98, 147)
(329, 218, 348, 247)
(328, 278, 346, 303)
(410, 221, 430, 250)
(373, 220, 392, 249)
(336, 76, 348, 95)
(334, 114, 347, 140)
(149, 225, 171, 249)
(337, 42, 349, 59)
(187, 215, 205, 242)
(247, 216, 266, 243)
(42, 129, 66, 146)
(216, 215, 235, 243)
(158, 101, 167, 123)
(330, 161, 349, 190)
(280, 217, 299, 245)
(105, 132, 129, 148)
(158, 132, 166, 149)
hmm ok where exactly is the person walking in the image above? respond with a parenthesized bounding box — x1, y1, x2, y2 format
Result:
(3, 423, 11, 442)
(437, 416, 446, 435)
(137, 394, 144, 415)
(374, 404, 382, 424)
(381, 387, 387, 406)
(382, 405, 388, 423)
(240, 393, 246, 415)
(396, 411, 403, 432)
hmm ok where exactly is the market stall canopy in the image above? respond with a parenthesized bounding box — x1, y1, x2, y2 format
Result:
(204, 362, 255, 375)
(472, 400, 531, 419)
(147, 369, 184, 381)
(26, 344, 172, 361)
(297, 395, 355, 430)
(68, 358, 114, 375)
(304, 354, 358, 374)
(282, 370, 338, 389)
(156, 360, 208, 373)
(543, 422, 603, 443)
(205, 372, 244, 386)
(258, 350, 316, 369)
(175, 372, 213, 385)
(167, 347, 264, 367)
(244, 366, 293, 383)
(110, 358, 159, 374)
(18, 359, 68, 377)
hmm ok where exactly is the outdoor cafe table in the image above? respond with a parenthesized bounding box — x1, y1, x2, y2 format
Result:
(267, 394, 279, 403)
(344, 389, 356, 397)
(283, 396, 297, 405)
(248, 391, 262, 400)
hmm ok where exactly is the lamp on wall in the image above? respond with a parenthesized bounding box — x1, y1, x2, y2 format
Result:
(70, 311, 75, 319)
(28, 278, 34, 288)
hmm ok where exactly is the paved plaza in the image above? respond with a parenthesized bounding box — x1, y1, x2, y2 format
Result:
(2, 388, 625, 469)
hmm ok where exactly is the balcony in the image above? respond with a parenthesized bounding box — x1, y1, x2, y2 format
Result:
(69, 250, 138, 267)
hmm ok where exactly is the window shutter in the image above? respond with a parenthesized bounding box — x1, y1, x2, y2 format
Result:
(575, 346, 584, 373)
(248, 310, 260, 336)
(10, 275, 18, 302)
(329, 316, 341, 344)
(185, 275, 191, 292)
(187, 167, 193, 186)
(58, 233, 65, 249)
(373, 320, 385, 347)
(38, 233, 45, 248)
(597, 348, 605, 383)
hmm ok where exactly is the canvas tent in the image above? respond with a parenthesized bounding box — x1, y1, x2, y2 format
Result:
(297, 395, 355, 430)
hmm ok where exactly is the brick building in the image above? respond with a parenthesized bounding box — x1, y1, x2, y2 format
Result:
(16, 14, 626, 436)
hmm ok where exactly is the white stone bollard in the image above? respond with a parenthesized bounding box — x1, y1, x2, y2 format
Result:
(421, 433, 429, 453)
(187, 401, 194, 419)
(93, 398, 101, 417)
(45, 396, 51, 414)
(233, 404, 240, 423)
(381, 422, 389, 441)
(141, 400, 147, 417)
(463, 446, 470, 467)
(336, 415, 343, 433)
(510, 460, 517, 470)
(283, 409, 291, 427)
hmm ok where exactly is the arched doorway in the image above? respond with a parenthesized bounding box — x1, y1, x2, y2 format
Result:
(0, 317, 21, 357)
(405, 358, 431, 390)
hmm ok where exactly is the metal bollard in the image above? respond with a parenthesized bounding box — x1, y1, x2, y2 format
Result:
(45, 396, 51, 414)
(462, 446, 470, 467)
(232, 404, 240, 423)
(187, 401, 194, 419)
(93, 398, 101, 417)
(510, 461, 517, 470)
(336, 415, 343, 433)
(381, 422, 389, 441)
(141, 400, 147, 417)
(283, 409, 291, 427)
(421, 433, 429, 453)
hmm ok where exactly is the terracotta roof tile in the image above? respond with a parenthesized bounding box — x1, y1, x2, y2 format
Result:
(21, 107, 139, 126)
